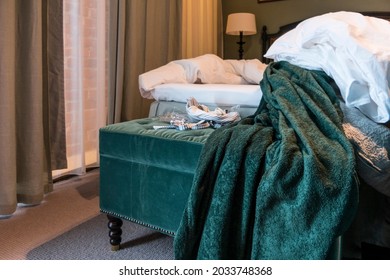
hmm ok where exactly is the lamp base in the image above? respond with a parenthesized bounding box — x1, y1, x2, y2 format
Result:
(237, 31, 245, 60)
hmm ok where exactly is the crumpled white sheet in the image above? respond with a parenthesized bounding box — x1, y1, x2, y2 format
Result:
(265, 11, 390, 123)
(138, 54, 267, 99)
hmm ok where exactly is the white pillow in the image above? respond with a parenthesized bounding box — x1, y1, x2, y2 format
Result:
(264, 11, 390, 123)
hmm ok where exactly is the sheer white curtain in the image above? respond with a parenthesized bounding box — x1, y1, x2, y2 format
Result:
(181, 0, 223, 58)
(53, 0, 107, 178)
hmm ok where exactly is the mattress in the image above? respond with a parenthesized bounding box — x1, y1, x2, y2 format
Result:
(148, 93, 390, 199)
(151, 83, 262, 107)
(145, 78, 389, 199)
(148, 100, 258, 120)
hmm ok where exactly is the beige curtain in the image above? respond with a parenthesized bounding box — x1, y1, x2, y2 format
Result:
(182, 0, 223, 58)
(0, 0, 65, 216)
(108, 0, 182, 123)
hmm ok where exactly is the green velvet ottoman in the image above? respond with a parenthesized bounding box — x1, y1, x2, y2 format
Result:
(99, 118, 342, 259)
(99, 118, 214, 250)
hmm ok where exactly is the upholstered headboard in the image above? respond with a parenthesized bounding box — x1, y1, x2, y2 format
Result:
(261, 11, 390, 63)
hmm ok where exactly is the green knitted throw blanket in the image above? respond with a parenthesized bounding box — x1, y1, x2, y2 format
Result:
(174, 61, 359, 259)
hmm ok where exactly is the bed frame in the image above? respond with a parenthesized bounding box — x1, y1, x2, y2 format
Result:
(261, 11, 390, 63)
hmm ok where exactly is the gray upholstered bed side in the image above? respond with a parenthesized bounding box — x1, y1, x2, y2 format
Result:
(148, 100, 258, 119)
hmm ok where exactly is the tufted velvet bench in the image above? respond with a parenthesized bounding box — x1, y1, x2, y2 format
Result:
(99, 118, 214, 251)
(99, 117, 342, 258)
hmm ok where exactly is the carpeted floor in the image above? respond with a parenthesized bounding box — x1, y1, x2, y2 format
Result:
(26, 214, 174, 260)
(0, 170, 101, 260)
(2, 169, 389, 260)
(0, 169, 175, 260)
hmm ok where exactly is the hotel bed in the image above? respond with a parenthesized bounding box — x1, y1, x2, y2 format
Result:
(137, 11, 390, 259)
(140, 12, 390, 258)
(139, 54, 266, 119)
(140, 13, 390, 195)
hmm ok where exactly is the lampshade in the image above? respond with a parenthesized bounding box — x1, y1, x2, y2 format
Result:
(226, 13, 257, 36)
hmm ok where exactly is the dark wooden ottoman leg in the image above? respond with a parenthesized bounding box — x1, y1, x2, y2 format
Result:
(107, 214, 123, 251)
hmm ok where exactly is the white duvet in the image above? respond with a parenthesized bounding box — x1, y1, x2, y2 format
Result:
(265, 11, 390, 123)
(138, 54, 267, 99)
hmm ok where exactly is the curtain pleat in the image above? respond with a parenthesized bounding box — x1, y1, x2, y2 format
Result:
(15, 0, 48, 203)
(181, 0, 223, 58)
(107, 0, 125, 124)
(0, 0, 65, 216)
(45, 0, 67, 171)
(0, 0, 17, 214)
(107, 0, 182, 123)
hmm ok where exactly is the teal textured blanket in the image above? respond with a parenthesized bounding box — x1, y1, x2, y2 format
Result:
(173, 61, 359, 260)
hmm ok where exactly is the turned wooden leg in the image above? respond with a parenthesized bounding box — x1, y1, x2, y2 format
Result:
(107, 214, 123, 251)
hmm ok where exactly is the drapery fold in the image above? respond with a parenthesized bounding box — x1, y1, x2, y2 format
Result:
(43, 0, 67, 171)
(0, 0, 65, 216)
(107, 0, 223, 123)
(107, 0, 183, 123)
(182, 0, 223, 58)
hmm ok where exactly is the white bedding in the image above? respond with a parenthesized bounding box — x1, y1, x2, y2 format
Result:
(151, 83, 262, 107)
(265, 11, 390, 123)
(139, 54, 267, 100)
